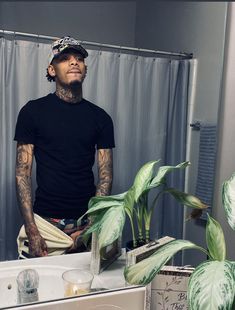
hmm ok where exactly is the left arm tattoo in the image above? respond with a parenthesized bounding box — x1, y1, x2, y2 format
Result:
(96, 149, 113, 196)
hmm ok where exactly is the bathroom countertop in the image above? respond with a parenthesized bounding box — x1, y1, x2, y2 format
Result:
(0, 251, 127, 286)
(0, 251, 128, 308)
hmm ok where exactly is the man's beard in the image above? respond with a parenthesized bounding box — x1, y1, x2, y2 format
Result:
(61, 80, 82, 90)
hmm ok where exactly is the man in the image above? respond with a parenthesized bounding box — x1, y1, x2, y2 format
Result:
(14, 36, 115, 257)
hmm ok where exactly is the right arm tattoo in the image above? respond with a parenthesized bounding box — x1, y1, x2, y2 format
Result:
(15, 143, 35, 230)
(16, 143, 48, 256)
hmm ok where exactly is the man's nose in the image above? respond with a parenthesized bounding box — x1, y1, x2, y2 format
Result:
(69, 57, 79, 66)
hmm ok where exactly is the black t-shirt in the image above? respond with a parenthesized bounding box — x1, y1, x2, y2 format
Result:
(14, 93, 115, 219)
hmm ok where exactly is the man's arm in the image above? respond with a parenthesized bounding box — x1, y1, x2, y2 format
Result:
(15, 142, 47, 257)
(96, 149, 113, 196)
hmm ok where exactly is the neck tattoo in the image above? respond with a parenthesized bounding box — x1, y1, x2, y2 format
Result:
(56, 85, 82, 104)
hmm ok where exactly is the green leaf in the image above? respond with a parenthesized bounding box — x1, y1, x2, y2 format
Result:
(123, 187, 137, 244)
(222, 173, 235, 230)
(83, 210, 107, 236)
(98, 206, 125, 250)
(124, 240, 205, 285)
(166, 188, 207, 209)
(88, 192, 126, 207)
(83, 222, 99, 235)
(188, 260, 235, 310)
(123, 187, 135, 217)
(149, 161, 190, 189)
(87, 199, 124, 215)
(87, 193, 126, 216)
(206, 214, 226, 261)
(133, 160, 159, 202)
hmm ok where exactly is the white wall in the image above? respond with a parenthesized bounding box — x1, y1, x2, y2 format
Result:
(136, 2, 226, 122)
(214, 2, 235, 260)
(135, 1, 228, 265)
(0, 1, 136, 46)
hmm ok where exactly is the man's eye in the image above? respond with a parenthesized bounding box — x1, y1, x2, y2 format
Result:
(74, 57, 84, 62)
(56, 54, 84, 63)
(55, 55, 70, 62)
(61, 55, 70, 61)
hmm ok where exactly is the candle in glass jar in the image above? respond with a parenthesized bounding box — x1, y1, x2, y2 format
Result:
(64, 284, 90, 297)
(62, 269, 94, 298)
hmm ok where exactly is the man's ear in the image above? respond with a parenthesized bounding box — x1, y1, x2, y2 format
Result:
(47, 65, 56, 77)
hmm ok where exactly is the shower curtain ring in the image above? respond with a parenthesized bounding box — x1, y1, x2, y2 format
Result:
(136, 48, 140, 60)
(119, 46, 122, 57)
(99, 43, 103, 55)
(13, 31, 17, 45)
(37, 34, 40, 47)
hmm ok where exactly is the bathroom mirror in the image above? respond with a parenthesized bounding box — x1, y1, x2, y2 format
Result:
(0, 1, 228, 308)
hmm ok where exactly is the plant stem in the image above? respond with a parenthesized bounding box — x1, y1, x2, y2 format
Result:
(126, 212, 137, 248)
(145, 230, 150, 243)
(143, 197, 151, 243)
(144, 209, 152, 243)
(138, 206, 144, 241)
(142, 190, 165, 242)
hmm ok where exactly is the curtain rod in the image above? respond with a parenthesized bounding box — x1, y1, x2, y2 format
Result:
(0, 29, 193, 59)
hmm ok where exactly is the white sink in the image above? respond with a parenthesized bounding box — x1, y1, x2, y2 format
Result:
(0, 265, 70, 307)
(0, 252, 126, 308)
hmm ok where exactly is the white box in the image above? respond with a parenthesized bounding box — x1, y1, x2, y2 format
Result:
(126, 236, 175, 267)
(151, 266, 194, 310)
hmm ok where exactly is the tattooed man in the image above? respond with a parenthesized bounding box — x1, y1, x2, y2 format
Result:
(14, 37, 115, 257)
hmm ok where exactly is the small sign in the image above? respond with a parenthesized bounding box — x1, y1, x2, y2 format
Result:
(90, 233, 122, 275)
(125, 236, 176, 310)
(151, 265, 194, 310)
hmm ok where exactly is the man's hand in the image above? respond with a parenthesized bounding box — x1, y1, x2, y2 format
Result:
(26, 224, 48, 257)
(66, 222, 91, 253)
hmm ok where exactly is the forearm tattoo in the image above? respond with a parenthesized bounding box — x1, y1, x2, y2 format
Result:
(15, 143, 35, 228)
(96, 149, 113, 196)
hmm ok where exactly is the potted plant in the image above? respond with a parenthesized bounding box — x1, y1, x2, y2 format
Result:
(81, 160, 207, 252)
(124, 173, 235, 309)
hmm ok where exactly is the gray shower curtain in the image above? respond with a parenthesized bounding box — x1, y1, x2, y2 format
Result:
(0, 38, 190, 260)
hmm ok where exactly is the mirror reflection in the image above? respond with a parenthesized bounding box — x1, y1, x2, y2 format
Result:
(0, 1, 228, 308)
